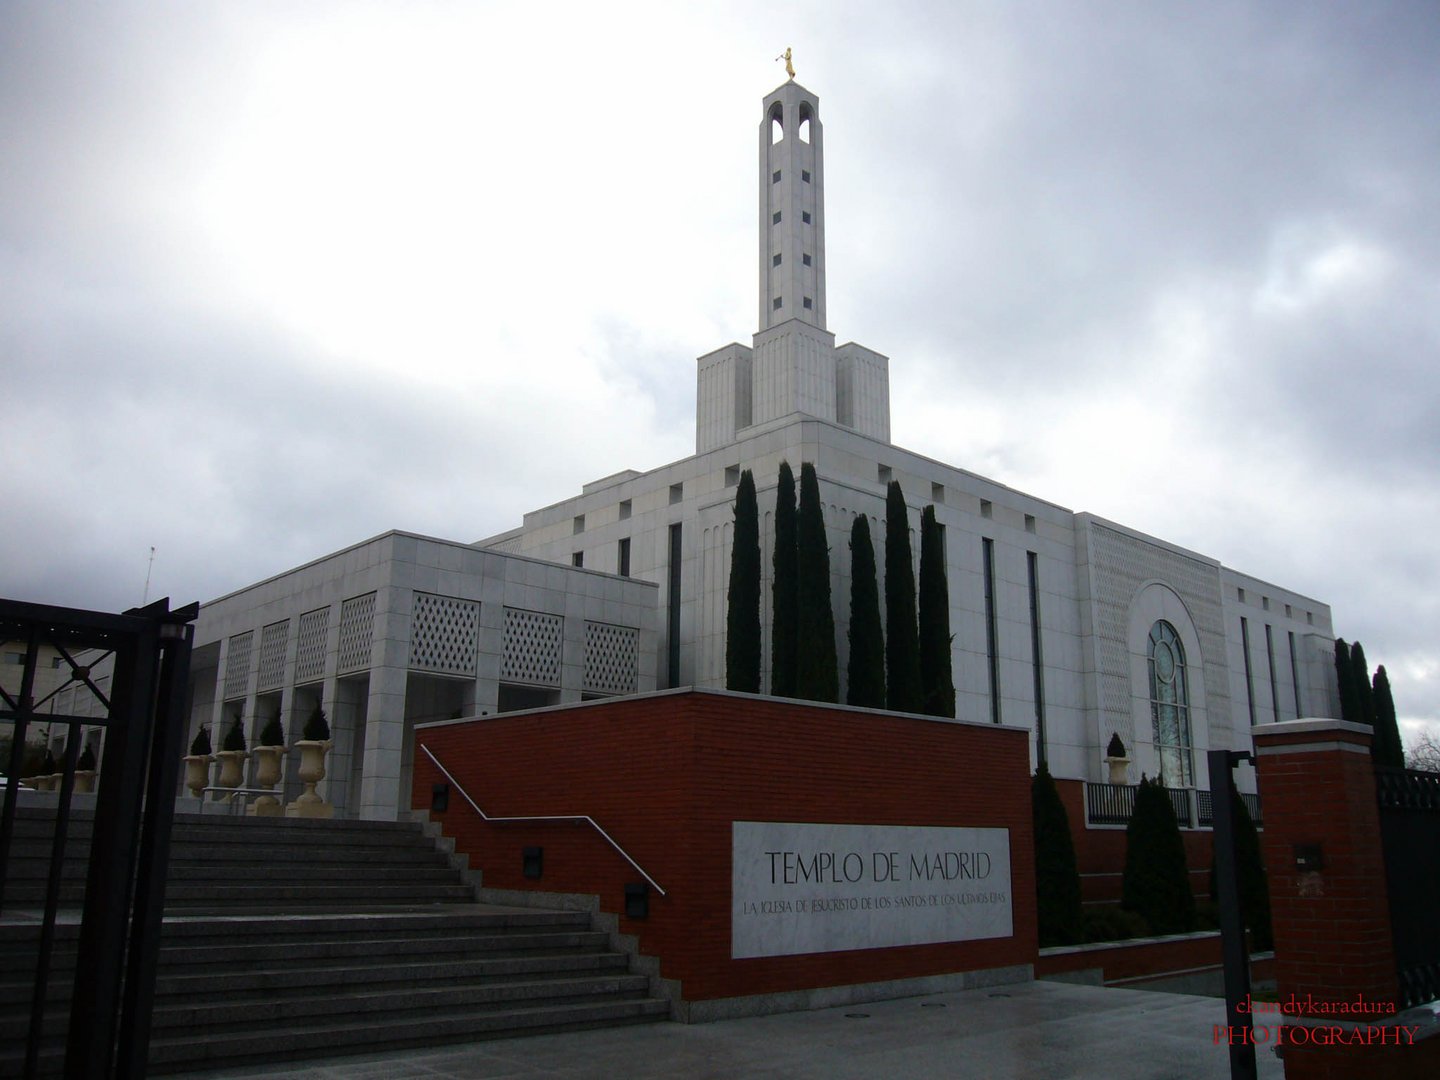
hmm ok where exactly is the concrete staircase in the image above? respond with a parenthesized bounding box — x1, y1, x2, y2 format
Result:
(0, 809, 670, 1074)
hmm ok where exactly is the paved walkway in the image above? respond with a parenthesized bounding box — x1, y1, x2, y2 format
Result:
(173, 980, 1284, 1080)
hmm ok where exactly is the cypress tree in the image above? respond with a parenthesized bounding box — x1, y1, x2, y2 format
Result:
(1372, 665, 1405, 768)
(1350, 641, 1376, 729)
(846, 515, 885, 708)
(795, 463, 839, 702)
(1334, 638, 1357, 723)
(770, 461, 798, 697)
(884, 480, 922, 713)
(918, 505, 955, 718)
(1208, 789, 1272, 951)
(1032, 764, 1084, 946)
(725, 469, 761, 692)
(1121, 777, 1196, 935)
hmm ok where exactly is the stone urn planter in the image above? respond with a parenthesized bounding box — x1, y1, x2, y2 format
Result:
(183, 755, 213, 799)
(249, 745, 287, 816)
(214, 749, 247, 796)
(1104, 733, 1130, 785)
(287, 740, 334, 818)
(73, 745, 98, 793)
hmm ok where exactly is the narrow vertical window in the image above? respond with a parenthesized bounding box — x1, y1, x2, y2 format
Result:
(1263, 625, 1280, 718)
(572, 551, 584, 568)
(1148, 621, 1193, 787)
(1265, 623, 1280, 721)
(1240, 616, 1257, 727)
(618, 537, 631, 578)
(982, 538, 1000, 724)
(1027, 551, 1047, 766)
(1288, 630, 1303, 717)
(667, 523, 682, 686)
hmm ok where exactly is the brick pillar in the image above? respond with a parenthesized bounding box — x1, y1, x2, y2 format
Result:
(1253, 719, 1437, 1079)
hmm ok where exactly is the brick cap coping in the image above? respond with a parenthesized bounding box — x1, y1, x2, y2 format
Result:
(415, 685, 1033, 736)
(1251, 718, 1374, 740)
(1038, 930, 1220, 958)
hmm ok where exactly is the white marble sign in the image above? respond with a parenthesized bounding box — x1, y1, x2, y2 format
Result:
(731, 821, 1013, 959)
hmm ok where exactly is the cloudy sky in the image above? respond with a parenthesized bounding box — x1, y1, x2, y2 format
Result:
(2, 2, 1436, 745)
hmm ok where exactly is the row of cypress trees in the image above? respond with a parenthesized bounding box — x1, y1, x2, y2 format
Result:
(1333, 638, 1404, 767)
(725, 463, 953, 715)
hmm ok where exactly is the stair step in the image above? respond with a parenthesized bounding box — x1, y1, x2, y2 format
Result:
(154, 928, 612, 967)
(144, 997, 671, 1072)
(1, 808, 665, 1073)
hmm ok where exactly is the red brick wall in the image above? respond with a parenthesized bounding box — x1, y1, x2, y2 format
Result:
(412, 690, 1036, 1003)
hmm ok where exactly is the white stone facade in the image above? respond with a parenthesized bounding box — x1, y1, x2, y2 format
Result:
(186, 531, 657, 820)
(182, 76, 1338, 819)
(480, 79, 1337, 798)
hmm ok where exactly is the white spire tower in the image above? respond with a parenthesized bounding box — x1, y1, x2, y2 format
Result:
(758, 80, 826, 332)
(694, 66, 891, 453)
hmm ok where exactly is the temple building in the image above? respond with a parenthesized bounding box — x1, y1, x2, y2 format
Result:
(181, 76, 1337, 820)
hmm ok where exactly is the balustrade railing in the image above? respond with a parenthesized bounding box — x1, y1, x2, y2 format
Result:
(1085, 781, 1262, 830)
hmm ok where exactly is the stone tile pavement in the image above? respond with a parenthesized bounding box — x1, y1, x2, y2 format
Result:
(172, 980, 1285, 1079)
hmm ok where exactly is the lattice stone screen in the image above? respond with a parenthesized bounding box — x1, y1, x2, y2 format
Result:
(583, 621, 639, 696)
(256, 620, 290, 691)
(338, 592, 377, 673)
(410, 592, 480, 676)
(501, 608, 563, 686)
(223, 631, 254, 700)
(295, 607, 329, 684)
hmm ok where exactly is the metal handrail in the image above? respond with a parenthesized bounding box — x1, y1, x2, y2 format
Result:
(418, 742, 666, 897)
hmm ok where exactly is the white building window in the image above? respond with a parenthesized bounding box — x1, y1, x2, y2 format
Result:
(1148, 620, 1193, 787)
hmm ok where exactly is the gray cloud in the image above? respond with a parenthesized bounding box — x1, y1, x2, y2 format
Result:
(2, 1, 1436, 734)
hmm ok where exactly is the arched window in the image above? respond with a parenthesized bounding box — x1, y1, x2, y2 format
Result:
(769, 101, 784, 144)
(798, 101, 813, 143)
(1148, 620, 1193, 787)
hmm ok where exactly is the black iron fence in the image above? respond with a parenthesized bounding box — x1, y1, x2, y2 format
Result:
(1086, 782, 1262, 829)
(1375, 766, 1440, 1009)
(0, 597, 195, 1078)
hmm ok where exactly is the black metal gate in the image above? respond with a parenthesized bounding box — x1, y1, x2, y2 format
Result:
(0, 596, 196, 1078)
(1375, 765, 1440, 1010)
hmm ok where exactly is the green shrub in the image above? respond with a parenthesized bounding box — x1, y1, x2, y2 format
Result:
(1032, 765, 1084, 946)
(189, 726, 211, 756)
(846, 515, 885, 708)
(770, 461, 798, 697)
(259, 712, 285, 747)
(302, 706, 330, 742)
(795, 463, 838, 703)
(1121, 777, 1196, 935)
(725, 468, 762, 693)
(222, 718, 246, 753)
(77, 744, 97, 771)
(1208, 789, 1273, 951)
